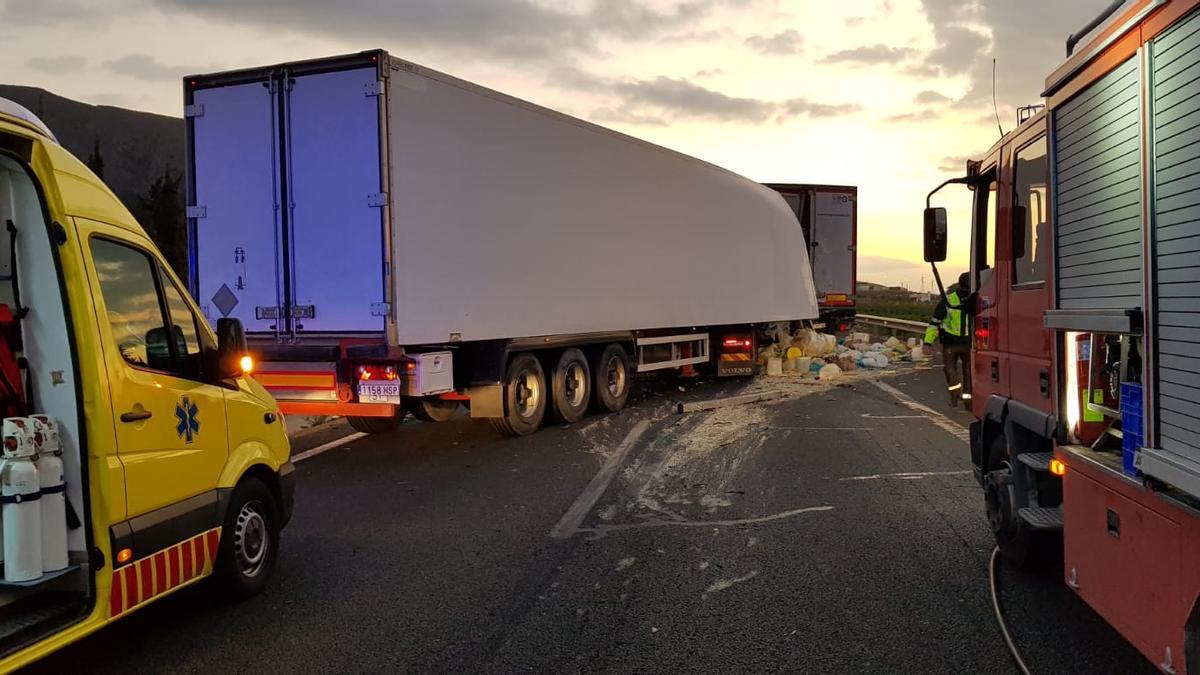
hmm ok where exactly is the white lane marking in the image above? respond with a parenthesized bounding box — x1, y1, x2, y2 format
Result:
(868, 379, 970, 443)
(549, 420, 652, 539)
(769, 426, 872, 431)
(860, 413, 926, 419)
(705, 570, 759, 594)
(291, 432, 367, 463)
(577, 505, 835, 539)
(835, 470, 972, 481)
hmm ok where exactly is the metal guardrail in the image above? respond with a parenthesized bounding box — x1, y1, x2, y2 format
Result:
(855, 313, 928, 335)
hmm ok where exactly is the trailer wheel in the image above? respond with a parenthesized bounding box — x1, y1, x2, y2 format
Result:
(592, 344, 631, 413)
(490, 352, 546, 436)
(409, 398, 460, 423)
(347, 410, 405, 434)
(212, 478, 279, 600)
(984, 436, 1059, 570)
(550, 348, 591, 424)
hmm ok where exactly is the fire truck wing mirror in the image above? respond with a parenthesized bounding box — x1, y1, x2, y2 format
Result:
(1011, 204, 1028, 260)
(923, 207, 948, 263)
(216, 318, 249, 379)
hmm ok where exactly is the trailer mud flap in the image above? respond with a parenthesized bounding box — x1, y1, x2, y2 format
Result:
(467, 384, 503, 418)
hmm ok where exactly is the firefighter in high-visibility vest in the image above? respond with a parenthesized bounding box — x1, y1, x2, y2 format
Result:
(925, 272, 973, 407)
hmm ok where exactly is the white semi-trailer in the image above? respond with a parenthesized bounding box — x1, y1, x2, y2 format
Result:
(184, 50, 818, 435)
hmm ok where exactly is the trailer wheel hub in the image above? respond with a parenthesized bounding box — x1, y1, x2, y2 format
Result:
(605, 356, 627, 398)
(515, 370, 542, 419)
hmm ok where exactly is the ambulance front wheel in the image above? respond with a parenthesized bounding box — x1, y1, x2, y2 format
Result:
(214, 477, 280, 600)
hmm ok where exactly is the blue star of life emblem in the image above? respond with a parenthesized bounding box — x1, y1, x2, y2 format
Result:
(175, 396, 200, 443)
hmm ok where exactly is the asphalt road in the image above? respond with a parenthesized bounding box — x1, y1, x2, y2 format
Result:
(31, 360, 1156, 674)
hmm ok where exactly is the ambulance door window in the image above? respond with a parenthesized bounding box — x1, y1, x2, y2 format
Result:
(91, 239, 172, 371)
(160, 270, 204, 381)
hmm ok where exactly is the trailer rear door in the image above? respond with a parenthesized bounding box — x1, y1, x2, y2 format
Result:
(189, 80, 281, 333)
(810, 190, 856, 298)
(285, 67, 385, 333)
(188, 63, 386, 337)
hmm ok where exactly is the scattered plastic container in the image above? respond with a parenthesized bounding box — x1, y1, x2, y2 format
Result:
(818, 363, 842, 380)
(1120, 382, 1144, 478)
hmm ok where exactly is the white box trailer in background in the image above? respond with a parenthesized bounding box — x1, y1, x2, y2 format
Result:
(184, 50, 818, 435)
(767, 185, 857, 332)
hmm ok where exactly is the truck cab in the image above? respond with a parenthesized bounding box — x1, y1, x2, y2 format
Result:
(925, 110, 1060, 567)
(927, 1, 1200, 669)
(0, 98, 293, 669)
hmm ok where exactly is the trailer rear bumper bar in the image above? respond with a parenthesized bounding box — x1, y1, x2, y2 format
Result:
(635, 333, 710, 373)
(278, 401, 397, 417)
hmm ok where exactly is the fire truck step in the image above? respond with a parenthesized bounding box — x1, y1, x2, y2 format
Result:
(1016, 452, 1053, 472)
(1018, 506, 1063, 531)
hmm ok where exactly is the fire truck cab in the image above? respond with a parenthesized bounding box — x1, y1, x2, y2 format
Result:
(0, 98, 293, 669)
(925, 1, 1200, 671)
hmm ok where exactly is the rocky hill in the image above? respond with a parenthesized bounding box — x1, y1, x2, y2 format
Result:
(0, 85, 187, 273)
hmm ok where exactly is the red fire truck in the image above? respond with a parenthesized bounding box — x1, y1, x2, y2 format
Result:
(925, 1, 1200, 671)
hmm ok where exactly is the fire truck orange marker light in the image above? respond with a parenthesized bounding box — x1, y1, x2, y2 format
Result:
(117, 548, 132, 564)
(1050, 459, 1066, 476)
(240, 355, 253, 374)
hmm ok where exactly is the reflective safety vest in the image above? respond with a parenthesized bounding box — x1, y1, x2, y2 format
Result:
(943, 292, 966, 337)
(925, 291, 967, 344)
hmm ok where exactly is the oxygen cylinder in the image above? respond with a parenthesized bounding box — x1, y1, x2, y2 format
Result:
(2, 418, 41, 582)
(30, 415, 68, 573)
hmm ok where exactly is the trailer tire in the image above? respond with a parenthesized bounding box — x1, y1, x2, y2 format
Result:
(409, 398, 460, 423)
(984, 435, 1060, 570)
(592, 343, 631, 413)
(212, 477, 279, 601)
(491, 352, 546, 436)
(347, 411, 404, 434)
(550, 348, 591, 424)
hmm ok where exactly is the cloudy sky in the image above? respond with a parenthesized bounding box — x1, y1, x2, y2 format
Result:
(1, 0, 1116, 289)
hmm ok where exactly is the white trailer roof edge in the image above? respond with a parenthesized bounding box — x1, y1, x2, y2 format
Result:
(186, 49, 778, 200)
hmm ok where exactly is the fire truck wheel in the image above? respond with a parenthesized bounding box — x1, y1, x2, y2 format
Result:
(984, 437, 1058, 570)
(591, 344, 630, 413)
(214, 478, 279, 600)
(550, 348, 591, 424)
(347, 410, 405, 434)
(409, 398, 460, 423)
(491, 352, 546, 436)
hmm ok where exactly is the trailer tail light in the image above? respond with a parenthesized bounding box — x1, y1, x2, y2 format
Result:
(1050, 459, 1066, 476)
(357, 364, 398, 381)
(722, 337, 753, 351)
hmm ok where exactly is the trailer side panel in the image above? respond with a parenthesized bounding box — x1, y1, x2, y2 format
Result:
(386, 62, 817, 346)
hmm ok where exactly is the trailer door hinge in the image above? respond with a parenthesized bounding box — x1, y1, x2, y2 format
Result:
(184, 104, 205, 118)
(370, 302, 390, 317)
(364, 80, 385, 97)
(186, 205, 207, 219)
(367, 192, 388, 207)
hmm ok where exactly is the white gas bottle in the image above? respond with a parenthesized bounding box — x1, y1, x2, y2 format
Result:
(31, 415, 68, 573)
(2, 418, 41, 582)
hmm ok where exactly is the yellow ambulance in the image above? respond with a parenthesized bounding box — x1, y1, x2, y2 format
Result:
(0, 98, 293, 669)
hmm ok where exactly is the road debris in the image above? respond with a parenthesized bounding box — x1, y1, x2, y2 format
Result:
(677, 390, 783, 414)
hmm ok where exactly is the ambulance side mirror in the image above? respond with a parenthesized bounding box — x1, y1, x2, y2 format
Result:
(216, 318, 249, 379)
(924, 207, 948, 263)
